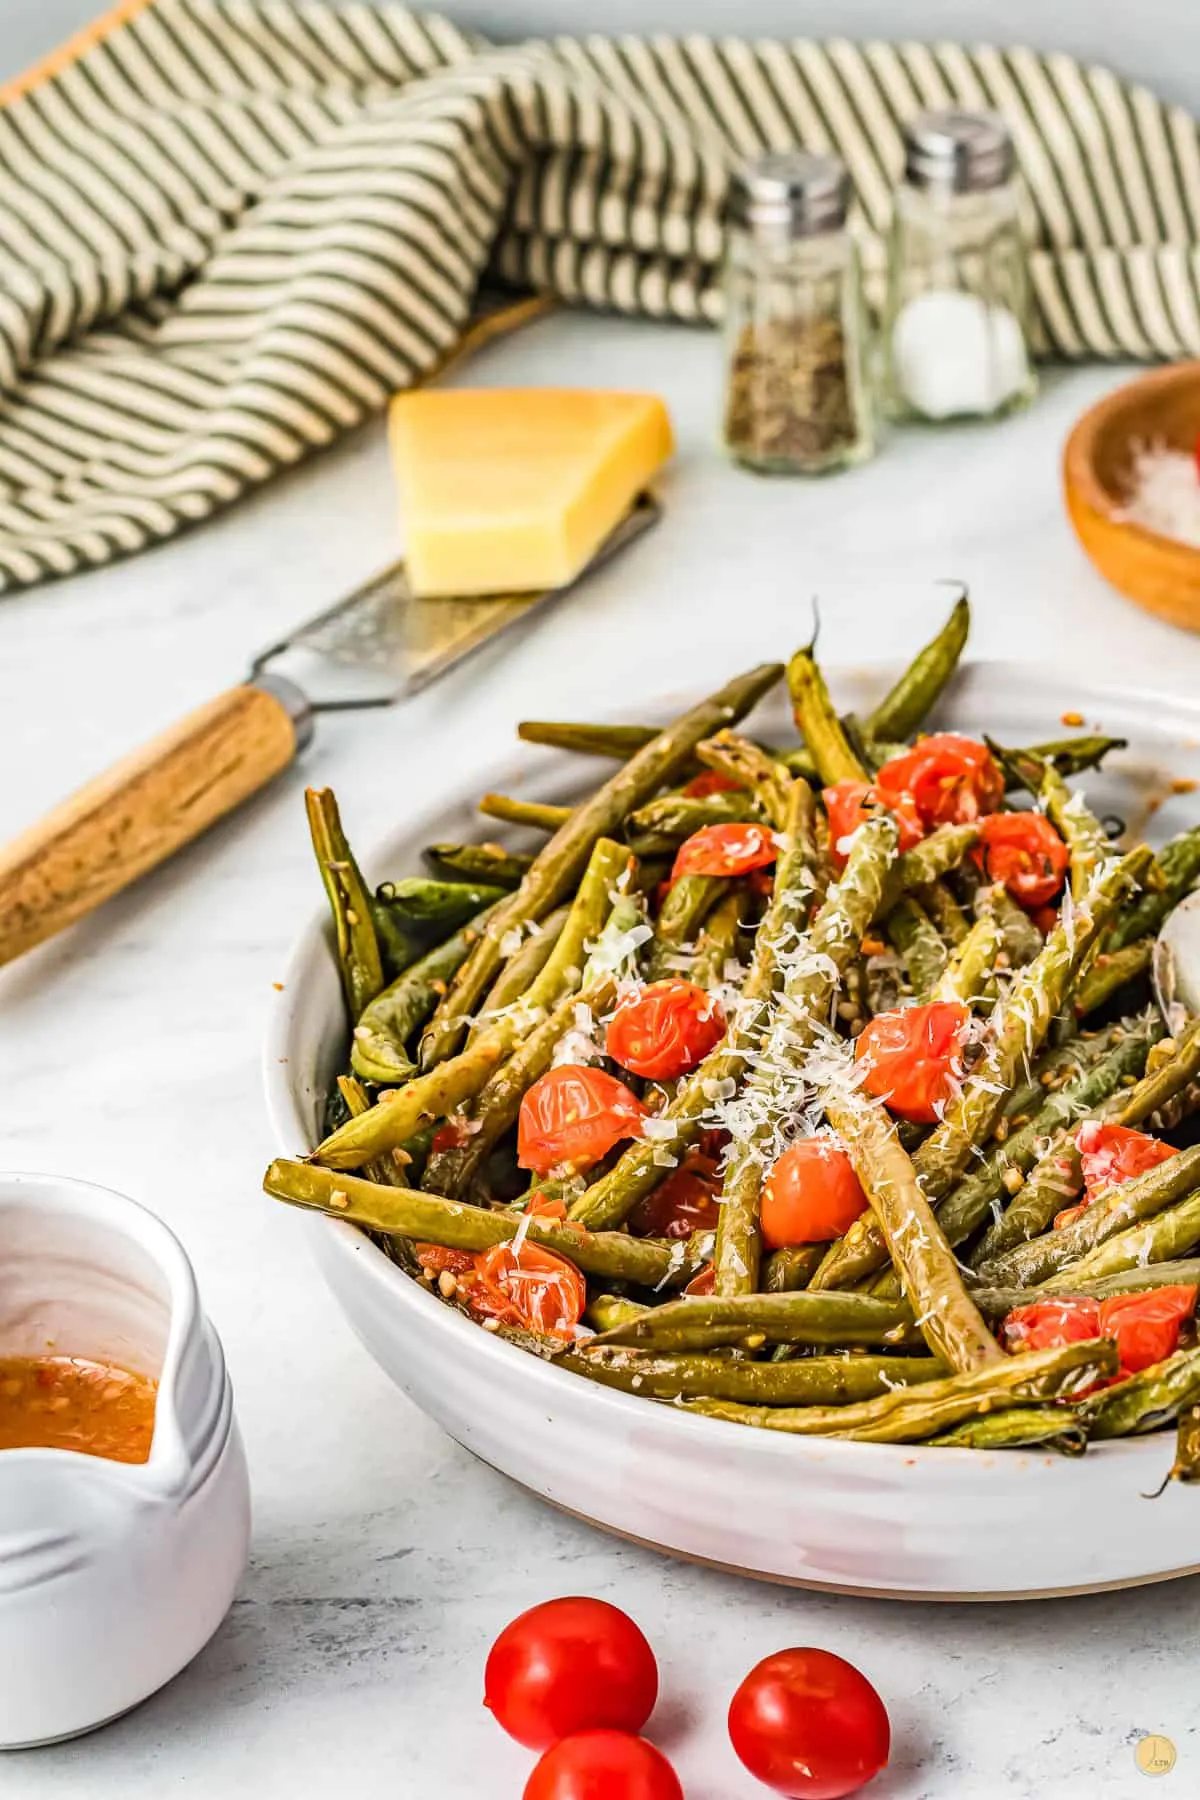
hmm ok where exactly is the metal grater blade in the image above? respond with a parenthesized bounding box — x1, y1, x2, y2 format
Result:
(248, 493, 661, 712)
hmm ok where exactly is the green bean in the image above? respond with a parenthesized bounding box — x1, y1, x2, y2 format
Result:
(714, 809, 899, 1298)
(1038, 1185, 1200, 1289)
(786, 642, 868, 784)
(1108, 826, 1200, 950)
(587, 1288, 924, 1353)
(920, 879, 972, 947)
(875, 826, 980, 919)
(314, 840, 631, 1169)
(926, 1408, 1087, 1454)
(695, 730, 793, 829)
(418, 663, 784, 1068)
(625, 789, 764, 855)
(884, 895, 948, 996)
(334, 1076, 423, 1276)
(305, 787, 384, 1019)
(569, 786, 818, 1232)
(1001, 1023, 1129, 1120)
(1073, 939, 1153, 1018)
(978, 1145, 1200, 1290)
(676, 1338, 1115, 1442)
(690, 889, 746, 989)
(978, 883, 1044, 968)
(351, 903, 504, 1086)
(479, 794, 572, 832)
(584, 1293, 649, 1333)
(934, 1022, 1158, 1256)
(823, 1090, 1002, 1373)
(265, 1158, 709, 1288)
(932, 913, 1002, 1006)
(517, 721, 660, 759)
(573, 1349, 947, 1405)
(468, 906, 569, 1038)
(972, 1261, 1200, 1314)
(1020, 735, 1127, 782)
(1044, 765, 1110, 901)
(372, 877, 508, 977)
(973, 1014, 1200, 1265)
(648, 874, 727, 977)
(1084, 1347, 1200, 1440)
(764, 1245, 825, 1292)
(865, 591, 970, 743)
(1164, 1402, 1200, 1482)
(423, 843, 533, 888)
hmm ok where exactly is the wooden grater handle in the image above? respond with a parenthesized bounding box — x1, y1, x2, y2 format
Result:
(0, 679, 310, 968)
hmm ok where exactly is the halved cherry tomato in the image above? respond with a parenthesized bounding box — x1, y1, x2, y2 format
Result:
(1078, 1120, 1177, 1202)
(973, 811, 1069, 909)
(414, 1243, 476, 1278)
(685, 1262, 716, 1296)
(671, 821, 776, 881)
(518, 1065, 647, 1176)
(485, 1597, 658, 1751)
(1098, 1285, 1197, 1375)
(854, 1001, 969, 1124)
(761, 1138, 868, 1247)
(728, 1647, 890, 1799)
(683, 769, 742, 798)
(1000, 1295, 1101, 1354)
(822, 780, 924, 868)
(875, 733, 1003, 829)
(606, 980, 725, 1081)
(628, 1152, 722, 1239)
(1031, 903, 1060, 936)
(526, 1191, 568, 1222)
(524, 1732, 683, 1800)
(474, 1241, 586, 1339)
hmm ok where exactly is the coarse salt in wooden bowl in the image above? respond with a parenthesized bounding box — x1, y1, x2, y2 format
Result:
(1063, 361, 1200, 632)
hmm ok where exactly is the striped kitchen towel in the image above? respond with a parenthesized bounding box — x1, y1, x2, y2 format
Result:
(3, 1, 1200, 591)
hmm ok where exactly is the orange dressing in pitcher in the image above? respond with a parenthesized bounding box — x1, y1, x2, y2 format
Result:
(0, 1357, 157, 1463)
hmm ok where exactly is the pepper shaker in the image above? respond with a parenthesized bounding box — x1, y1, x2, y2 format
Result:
(722, 152, 875, 475)
(882, 111, 1036, 423)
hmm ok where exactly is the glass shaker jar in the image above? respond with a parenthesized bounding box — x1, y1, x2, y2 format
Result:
(722, 152, 875, 475)
(883, 111, 1036, 423)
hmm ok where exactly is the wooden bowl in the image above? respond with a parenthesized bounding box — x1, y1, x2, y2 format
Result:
(1063, 361, 1200, 631)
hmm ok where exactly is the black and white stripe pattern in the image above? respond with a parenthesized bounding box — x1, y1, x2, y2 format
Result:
(3, 2, 1200, 591)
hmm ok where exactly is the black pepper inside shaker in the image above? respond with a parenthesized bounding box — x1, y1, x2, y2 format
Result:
(722, 151, 875, 475)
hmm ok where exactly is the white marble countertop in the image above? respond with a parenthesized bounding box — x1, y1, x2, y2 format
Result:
(4, 312, 1200, 1800)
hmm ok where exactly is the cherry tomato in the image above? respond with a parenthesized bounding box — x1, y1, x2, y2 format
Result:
(683, 769, 742, 798)
(685, 1262, 716, 1296)
(474, 1242, 586, 1339)
(1098, 1285, 1197, 1375)
(628, 1152, 722, 1239)
(524, 1732, 683, 1800)
(484, 1598, 659, 1751)
(431, 1120, 470, 1153)
(606, 980, 725, 1081)
(728, 1648, 890, 1799)
(822, 780, 924, 868)
(875, 733, 1003, 829)
(518, 1065, 648, 1176)
(671, 821, 776, 881)
(761, 1138, 868, 1248)
(973, 811, 1069, 909)
(853, 1001, 969, 1124)
(1000, 1295, 1101, 1354)
(526, 1191, 568, 1222)
(414, 1243, 475, 1278)
(1030, 903, 1060, 937)
(1077, 1120, 1177, 1202)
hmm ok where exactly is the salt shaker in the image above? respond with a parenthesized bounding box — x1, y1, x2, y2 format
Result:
(883, 111, 1036, 423)
(722, 152, 875, 475)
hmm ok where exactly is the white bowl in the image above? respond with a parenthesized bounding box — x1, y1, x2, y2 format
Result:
(0, 1172, 250, 1745)
(265, 663, 1200, 1599)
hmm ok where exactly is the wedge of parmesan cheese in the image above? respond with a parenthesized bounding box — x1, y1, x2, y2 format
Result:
(387, 388, 673, 597)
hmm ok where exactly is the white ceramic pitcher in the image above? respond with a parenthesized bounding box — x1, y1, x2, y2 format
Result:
(0, 1172, 250, 1748)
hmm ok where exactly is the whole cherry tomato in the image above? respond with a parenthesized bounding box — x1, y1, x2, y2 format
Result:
(683, 769, 742, 798)
(606, 980, 725, 1081)
(1078, 1120, 1177, 1202)
(761, 1138, 868, 1247)
(518, 1065, 648, 1176)
(1098, 1285, 1197, 1374)
(485, 1598, 659, 1751)
(628, 1152, 722, 1239)
(728, 1648, 890, 1799)
(853, 1001, 969, 1124)
(973, 811, 1069, 909)
(822, 780, 924, 868)
(875, 733, 1003, 828)
(524, 1733, 683, 1800)
(671, 821, 777, 881)
(474, 1242, 586, 1339)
